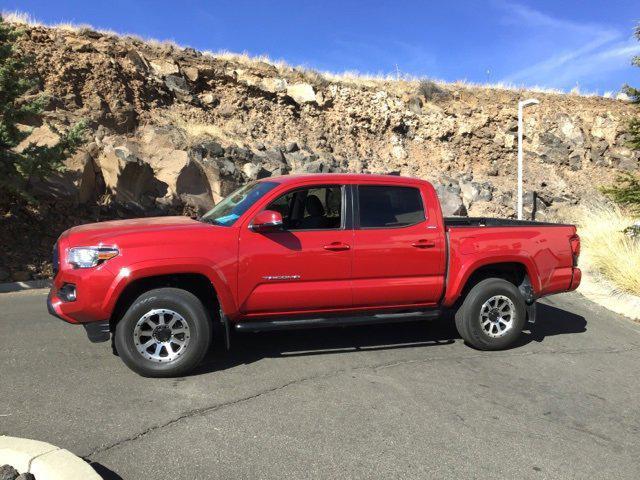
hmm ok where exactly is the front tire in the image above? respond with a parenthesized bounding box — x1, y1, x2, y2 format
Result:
(114, 288, 212, 377)
(455, 278, 526, 350)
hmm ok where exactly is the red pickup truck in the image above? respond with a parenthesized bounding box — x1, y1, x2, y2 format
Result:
(48, 174, 581, 377)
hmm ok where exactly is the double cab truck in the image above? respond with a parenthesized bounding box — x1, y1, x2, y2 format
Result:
(48, 174, 581, 377)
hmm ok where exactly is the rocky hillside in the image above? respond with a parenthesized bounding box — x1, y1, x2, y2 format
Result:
(1, 21, 639, 280)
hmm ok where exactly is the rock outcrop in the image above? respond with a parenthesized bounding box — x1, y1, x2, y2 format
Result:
(11, 22, 640, 220)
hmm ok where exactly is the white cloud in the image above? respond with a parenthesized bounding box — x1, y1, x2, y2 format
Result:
(495, 1, 638, 90)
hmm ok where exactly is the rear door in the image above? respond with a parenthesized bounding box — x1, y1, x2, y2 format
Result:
(351, 184, 446, 307)
(237, 184, 354, 315)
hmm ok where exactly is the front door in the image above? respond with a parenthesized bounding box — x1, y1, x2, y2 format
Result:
(238, 184, 353, 316)
(351, 184, 446, 307)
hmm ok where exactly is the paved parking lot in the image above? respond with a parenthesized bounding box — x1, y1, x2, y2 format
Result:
(1, 289, 639, 479)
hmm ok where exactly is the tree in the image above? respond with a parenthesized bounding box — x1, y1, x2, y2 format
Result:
(601, 172, 640, 212)
(622, 24, 640, 149)
(0, 15, 85, 199)
(602, 24, 640, 211)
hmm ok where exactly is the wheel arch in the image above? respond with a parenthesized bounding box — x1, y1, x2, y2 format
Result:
(108, 272, 220, 332)
(445, 259, 537, 308)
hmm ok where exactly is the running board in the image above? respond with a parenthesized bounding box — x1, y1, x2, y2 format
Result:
(235, 310, 441, 332)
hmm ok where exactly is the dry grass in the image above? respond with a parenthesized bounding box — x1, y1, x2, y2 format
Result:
(1, 10, 41, 25)
(576, 203, 640, 296)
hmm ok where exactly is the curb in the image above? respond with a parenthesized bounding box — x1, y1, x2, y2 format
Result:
(578, 269, 640, 321)
(0, 280, 52, 294)
(0, 436, 101, 480)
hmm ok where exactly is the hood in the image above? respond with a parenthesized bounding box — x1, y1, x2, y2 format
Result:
(61, 216, 207, 246)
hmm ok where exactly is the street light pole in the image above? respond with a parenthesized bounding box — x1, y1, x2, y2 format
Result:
(517, 98, 539, 220)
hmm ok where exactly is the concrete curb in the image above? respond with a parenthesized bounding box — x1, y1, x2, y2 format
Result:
(578, 269, 640, 321)
(0, 280, 52, 294)
(0, 436, 101, 480)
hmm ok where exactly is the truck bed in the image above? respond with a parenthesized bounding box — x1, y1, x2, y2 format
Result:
(444, 217, 571, 228)
(441, 217, 578, 305)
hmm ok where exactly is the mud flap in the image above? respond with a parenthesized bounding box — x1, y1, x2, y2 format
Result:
(220, 308, 231, 350)
(83, 321, 111, 343)
(527, 301, 537, 324)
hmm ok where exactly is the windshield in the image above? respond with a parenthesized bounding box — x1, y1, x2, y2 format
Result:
(200, 181, 278, 226)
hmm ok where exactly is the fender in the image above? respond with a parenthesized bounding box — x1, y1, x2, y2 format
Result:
(102, 257, 238, 319)
(443, 254, 540, 307)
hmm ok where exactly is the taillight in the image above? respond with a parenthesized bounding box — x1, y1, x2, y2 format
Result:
(570, 235, 580, 267)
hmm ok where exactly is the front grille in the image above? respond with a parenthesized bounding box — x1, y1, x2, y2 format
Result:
(52, 241, 59, 277)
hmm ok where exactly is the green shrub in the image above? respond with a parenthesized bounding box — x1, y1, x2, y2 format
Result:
(600, 172, 640, 212)
(623, 24, 639, 149)
(0, 15, 85, 200)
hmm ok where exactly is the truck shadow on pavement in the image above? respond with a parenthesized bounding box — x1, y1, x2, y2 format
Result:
(194, 302, 587, 375)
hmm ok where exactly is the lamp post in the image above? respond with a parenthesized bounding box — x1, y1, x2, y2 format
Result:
(517, 98, 539, 220)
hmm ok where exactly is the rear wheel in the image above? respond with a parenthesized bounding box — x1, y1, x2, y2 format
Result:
(114, 288, 212, 377)
(455, 278, 526, 350)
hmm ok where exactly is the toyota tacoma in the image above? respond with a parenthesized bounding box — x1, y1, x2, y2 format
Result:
(48, 174, 581, 377)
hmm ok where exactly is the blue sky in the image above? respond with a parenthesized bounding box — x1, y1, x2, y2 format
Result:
(2, 0, 639, 93)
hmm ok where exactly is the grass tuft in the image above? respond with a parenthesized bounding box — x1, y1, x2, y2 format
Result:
(576, 203, 640, 296)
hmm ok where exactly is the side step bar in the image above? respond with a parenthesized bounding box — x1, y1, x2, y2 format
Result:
(235, 310, 441, 332)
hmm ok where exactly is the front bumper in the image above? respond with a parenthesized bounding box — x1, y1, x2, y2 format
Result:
(48, 289, 111, 342)
(47, 237, 117, 341)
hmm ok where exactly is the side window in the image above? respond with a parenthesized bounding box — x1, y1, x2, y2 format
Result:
(358, 186, 425, 228)
(266, 185, 343, 230)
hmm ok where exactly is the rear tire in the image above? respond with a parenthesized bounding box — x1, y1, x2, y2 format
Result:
(455, 278, 526, 350)
(114, 288, 212, 377)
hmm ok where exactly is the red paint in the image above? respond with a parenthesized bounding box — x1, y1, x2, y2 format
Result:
(48, 174, 581, 326)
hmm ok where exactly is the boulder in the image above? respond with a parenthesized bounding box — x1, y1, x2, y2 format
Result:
(435, 183, 467, 216)
(591, 115, 618, 145)
(242, 162, 261, 180)
(149, 59, 179, 76)
(176, 160, 215, 212)
(125, 50, 149, 73)
(0, 465, 19, 480)
(164, 74, 190, 94)
(261, 77, 288, 94)
(286, 83, 317, 104)
(95, 126, 227, 211)
(182, 66, 199, 82)
(460, 181, 481, 207)
(201, 141, 225, 158)
(242, 162, 270, 180)
(199, 93, 219, 105)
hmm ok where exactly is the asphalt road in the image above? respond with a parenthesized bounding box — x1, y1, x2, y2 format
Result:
(1, 289, 639, 480)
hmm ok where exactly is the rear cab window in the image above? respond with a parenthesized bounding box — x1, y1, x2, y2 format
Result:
(357, 185, 425, 228)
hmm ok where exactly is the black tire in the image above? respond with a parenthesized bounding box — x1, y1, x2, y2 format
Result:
(454, 278, 526, 350)
(114, 288, 212, 377)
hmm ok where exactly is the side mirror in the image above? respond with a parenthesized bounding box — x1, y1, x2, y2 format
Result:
(250, 210, 283, 232)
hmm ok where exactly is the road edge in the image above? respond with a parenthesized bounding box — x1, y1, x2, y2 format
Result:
(0, 279, 52, 293)
(0, 436, 101, 480)
(578, 269, 640, 321)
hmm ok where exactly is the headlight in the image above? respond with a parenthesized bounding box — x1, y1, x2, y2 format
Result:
(68, 246, 119, 268)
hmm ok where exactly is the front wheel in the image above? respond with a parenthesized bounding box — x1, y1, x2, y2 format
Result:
(114, 288, 212, 377)
(455, 278, 526, 350)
